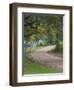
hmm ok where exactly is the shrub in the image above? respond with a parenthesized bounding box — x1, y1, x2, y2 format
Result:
(55, 41, 63, 53)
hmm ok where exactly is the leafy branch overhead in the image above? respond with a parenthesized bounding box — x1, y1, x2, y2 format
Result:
(23, 14, 63, 52)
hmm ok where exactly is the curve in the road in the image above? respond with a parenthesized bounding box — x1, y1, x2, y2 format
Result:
(27, 45, 63, 72)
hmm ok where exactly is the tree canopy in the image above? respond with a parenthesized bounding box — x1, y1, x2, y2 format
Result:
(23, 14, 63, 50)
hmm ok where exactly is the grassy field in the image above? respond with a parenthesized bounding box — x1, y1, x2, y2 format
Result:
(23, 57, 61, 74)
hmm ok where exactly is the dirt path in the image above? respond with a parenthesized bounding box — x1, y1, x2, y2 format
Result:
(27, 45, 63, 71)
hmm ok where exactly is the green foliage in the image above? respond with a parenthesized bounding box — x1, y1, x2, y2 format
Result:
(23, 14, 63, 51)
(55, 41, 63, 53)
(24, 58, 61, 74)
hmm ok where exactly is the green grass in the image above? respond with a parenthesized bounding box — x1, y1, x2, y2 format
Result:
(24, 46, 45, 53)
(55, 41, 63, 53)
(23, 58, 62, 74)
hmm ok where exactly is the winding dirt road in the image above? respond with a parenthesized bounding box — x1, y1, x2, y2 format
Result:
(27, 45, 63, 71)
